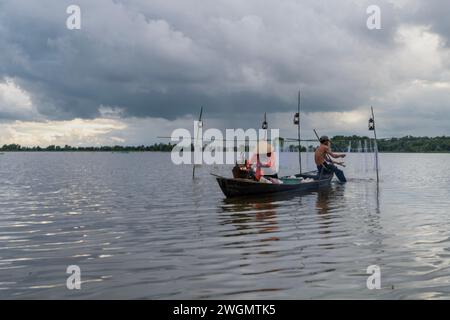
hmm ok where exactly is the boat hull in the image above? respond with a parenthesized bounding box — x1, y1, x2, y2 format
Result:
(215, 172, 333, 198)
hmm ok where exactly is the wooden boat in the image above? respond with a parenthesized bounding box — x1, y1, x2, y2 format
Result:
(214, 171, 333, 198)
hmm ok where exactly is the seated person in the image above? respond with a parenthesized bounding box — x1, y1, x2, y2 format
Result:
(247, 142, 278, 181)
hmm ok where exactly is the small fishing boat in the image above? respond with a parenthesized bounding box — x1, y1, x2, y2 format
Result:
(214, 171, 333, 198)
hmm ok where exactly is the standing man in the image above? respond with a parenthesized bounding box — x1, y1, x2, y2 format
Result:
(315, 136, 347, 183)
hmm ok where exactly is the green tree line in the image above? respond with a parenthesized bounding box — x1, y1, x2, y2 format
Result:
(2, 136, 450, 152)
(329, 135, 450, 153)
(0, 143, 174, 152)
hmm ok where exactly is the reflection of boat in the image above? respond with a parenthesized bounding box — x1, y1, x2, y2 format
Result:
(214, 171, 333, 198)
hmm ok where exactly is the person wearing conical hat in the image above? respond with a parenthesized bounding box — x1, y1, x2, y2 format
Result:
(246, 141, 278, 181)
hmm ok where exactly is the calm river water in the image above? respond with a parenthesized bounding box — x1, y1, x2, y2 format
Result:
(1, 152, 450, 299)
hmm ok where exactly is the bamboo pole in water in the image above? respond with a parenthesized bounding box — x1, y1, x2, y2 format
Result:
(371, 106, 380, 183)
(192, 106, 203, 179)
(297, 91, 302, 174)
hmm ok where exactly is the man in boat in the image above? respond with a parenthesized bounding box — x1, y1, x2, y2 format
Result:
(246, 141, 278, 181)
(315, 136, 347, 183)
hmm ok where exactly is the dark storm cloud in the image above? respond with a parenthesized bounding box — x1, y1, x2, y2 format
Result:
(0, 0, 450, 130)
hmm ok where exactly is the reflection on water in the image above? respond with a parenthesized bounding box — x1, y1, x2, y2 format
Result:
(1, 152, 450, 299)
(220, 197, 281, 244)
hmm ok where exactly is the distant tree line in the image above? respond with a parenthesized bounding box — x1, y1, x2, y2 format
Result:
(0, 143, 174, 152)
(286, 145, 308, 152)
(329, 135, 450, 153)
(2, 136, 450, 153)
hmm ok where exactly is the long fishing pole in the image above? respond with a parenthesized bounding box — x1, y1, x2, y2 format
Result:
(313, 129, 324, 146)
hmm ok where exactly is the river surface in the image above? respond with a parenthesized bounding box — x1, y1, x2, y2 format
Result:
(1, 152, 450, 299)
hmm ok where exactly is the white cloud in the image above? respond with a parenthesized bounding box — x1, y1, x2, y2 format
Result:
(390, 25, 450, 80)
(0, 118, 127, 146)
(0, 78, 39, 119)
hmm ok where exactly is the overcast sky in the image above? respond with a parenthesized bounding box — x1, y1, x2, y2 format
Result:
(0, 0, 449, 146)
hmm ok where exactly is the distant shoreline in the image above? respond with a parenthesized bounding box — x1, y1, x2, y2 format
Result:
(2, 135, 450, 153)
(1, 150, 450, 154)
(0, 143, 172, 153)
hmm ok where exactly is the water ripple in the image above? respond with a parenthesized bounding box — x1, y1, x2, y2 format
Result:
(1, 152, 450, 299)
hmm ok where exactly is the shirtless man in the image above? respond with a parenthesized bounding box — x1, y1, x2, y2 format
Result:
(315, 136, 347, 183)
